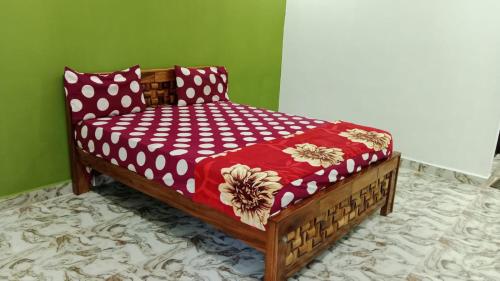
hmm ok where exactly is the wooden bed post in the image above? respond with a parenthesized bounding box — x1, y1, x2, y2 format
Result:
(68, 146, 91, 195)
(264, 221, 285, 281)
(380, 153, 400, 216)
(64, 95, 91, 195)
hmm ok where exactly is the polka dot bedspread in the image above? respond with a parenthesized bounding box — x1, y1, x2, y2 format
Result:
(74, 101, 392, 228)
(74, 101, 323, 197)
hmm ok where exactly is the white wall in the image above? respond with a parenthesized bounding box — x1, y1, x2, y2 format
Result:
(280, 0, 500, 178)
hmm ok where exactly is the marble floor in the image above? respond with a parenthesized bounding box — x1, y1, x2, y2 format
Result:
(1, 164, 500, 280)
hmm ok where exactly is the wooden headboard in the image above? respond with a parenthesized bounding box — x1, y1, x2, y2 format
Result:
(140, 68, 177, 107)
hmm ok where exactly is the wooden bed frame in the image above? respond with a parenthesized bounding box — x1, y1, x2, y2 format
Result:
(64, 67, 401, 281)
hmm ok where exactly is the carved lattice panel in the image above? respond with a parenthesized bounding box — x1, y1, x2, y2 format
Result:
(284, 172, 392, 266)
(140, 70, 177, 107)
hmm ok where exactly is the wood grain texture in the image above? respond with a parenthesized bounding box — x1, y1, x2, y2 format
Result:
(139, 68, 177, 107)
(63, 67, 401, 281)
(283, 174, 389, 267)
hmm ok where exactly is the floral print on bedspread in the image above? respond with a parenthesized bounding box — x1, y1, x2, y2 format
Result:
(193, 122, 393, 230)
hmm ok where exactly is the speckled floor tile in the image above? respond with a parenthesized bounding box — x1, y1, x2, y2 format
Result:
(406, 186, 500, 281)
(0, 181, 72, 213)
(0, 166, 499, 280)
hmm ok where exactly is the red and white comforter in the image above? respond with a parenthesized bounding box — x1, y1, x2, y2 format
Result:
(74, 101, 393, 230)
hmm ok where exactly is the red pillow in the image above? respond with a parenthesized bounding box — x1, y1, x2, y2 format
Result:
(64, 65, 146, 124)
(174, 65, 229, 106)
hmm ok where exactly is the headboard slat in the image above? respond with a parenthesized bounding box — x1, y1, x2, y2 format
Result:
(140, 68, 177, 107)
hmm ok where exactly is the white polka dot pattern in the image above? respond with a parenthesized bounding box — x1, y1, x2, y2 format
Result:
(64, 65, 146, 124)
(281, 192, 294, 208)
(74, 101, 389, 216)
(174, 66, 229, 106)
(74, 101, 321, 198)
(346, 159, 355, 173)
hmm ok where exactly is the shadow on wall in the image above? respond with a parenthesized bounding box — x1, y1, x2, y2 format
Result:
(496, 131, 500, 155)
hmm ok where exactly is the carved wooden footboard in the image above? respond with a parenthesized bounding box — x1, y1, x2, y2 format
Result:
(265, 153, 400, 280)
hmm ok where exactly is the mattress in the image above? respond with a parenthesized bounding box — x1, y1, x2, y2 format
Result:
(74, 101, 393, 229)
(75, 101, 322, 196)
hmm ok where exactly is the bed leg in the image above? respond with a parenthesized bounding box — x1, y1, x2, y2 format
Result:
(264, 222, 286, 281)
(380, 154, 400, 216)
(64, 98, 91, 195)
(69, 149, 91, 195)
(380, 182, 395, 216)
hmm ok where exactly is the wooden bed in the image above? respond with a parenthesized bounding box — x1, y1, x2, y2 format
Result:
(64, 67, 401, 281)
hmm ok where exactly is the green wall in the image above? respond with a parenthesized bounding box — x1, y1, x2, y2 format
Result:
(0, 0, 286, 197)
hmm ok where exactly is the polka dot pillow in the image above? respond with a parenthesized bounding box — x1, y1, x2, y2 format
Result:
(174, 65, 229, 106)
(64, 65, 146, 124)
